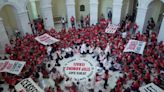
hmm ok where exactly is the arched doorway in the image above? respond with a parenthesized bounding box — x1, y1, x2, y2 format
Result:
(0, 5, 19, 40)
(121, 0, 138, 21)
(144, 0, 164, 32)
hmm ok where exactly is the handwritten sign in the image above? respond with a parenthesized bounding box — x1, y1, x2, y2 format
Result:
(35, 33, 59, 45)
(123, 40, 146, 54)
(105, 24, 119, 34)
(15, 78, 44, 92)
(0, 60, 26, 75)
(139, 83, 163, 92)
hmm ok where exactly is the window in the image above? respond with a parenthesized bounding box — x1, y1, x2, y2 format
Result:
(80, 5, 85, 11)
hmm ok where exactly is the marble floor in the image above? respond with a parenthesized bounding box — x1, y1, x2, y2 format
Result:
(0, 53, 123, 92)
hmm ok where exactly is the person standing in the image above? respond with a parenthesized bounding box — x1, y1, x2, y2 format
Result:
(80, 15, 84, 28)
(61, 17, 66, 29)
(70, 16, 75, 28)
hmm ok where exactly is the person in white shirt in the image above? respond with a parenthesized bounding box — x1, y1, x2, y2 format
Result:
(64, 78, 73, 91)
(80, 42, 87, 55)
(94, 79, 105, 92)
(61, 17, 66, 28)
(102, 59, 112, 70)
(46, 45, 53, 60)
(104, 43, 111, 60)
(89, 45, 95, 54)
(86, 78, 95, 92)
(122, 32, 127, 39)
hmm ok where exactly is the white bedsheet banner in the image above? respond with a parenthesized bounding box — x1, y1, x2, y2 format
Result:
(123, 40, 146, 54)
(0, 60, 26, 75)
(105, 24, 119, 34)
(15, 78, 44, 92)
(35, 33, 59, 45)
(139, 83, 163, 92)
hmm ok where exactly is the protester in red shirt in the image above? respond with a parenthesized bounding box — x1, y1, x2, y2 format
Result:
(70, 16, 75, 28)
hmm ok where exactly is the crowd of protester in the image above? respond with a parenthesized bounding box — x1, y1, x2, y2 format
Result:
(0, 14, 163, 92)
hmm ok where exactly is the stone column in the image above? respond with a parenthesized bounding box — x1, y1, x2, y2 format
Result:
(40, 0, 54, 30)
(0, 18, 10, 53)
(112, 0, 123, 25)
(135, 0, 153, 33)
(158, 13, 164, 42)
(135, 7, 148, 33)
(17, 11, 33, 35)
(90, 0, 98, 25)
(30, 0, 38, 19)
(66, 0, 76, 28)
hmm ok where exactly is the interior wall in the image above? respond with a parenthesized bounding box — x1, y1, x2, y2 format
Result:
(52, 0, 67, 19)
(0, 5, 18, 39)
(26, 2, 33, 21)
(121, 0, 129, 20)
(75, 0, 90, 22)
(26, 1, 41, 20)
(98, 0, 113, 19)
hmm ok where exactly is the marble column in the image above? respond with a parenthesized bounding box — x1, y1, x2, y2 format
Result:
(66, 0, 76, 28)
(40, 0, 54, 30)
(0, 18, 10, 53)
(30, 0, 38, 19)
(90, 0, 98, 25)
(135, 7, 148, 33)
(112, 0, 123, 25)
(17, 10, 33, 35)
(158, 13, 164, 42)
(135, 0, 153, 33)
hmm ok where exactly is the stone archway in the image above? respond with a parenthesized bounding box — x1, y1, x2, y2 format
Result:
(0, 5, 19, 39)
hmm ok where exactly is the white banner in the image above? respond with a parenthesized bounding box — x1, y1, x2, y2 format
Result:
(139, 83, 163, 92)
(0, 60, 26, 75)
(15, 78, 44, 92)
(105, 24, 119, 34)
(123, 40, 146, 54)
(35, 33, 59, 45)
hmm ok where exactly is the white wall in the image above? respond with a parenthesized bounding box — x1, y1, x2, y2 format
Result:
(75, 0, 90, 21)
(121, 0, 129, 20)
(52, 0, 67, 19)
(0, 5, 18, 39)
(98, 0, 113, 19)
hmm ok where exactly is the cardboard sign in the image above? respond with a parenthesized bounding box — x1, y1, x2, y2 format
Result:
(0, 60, 26, 75)
(105, 24, 119, 34)
(123, 40, 146, 54)
(139, 83, 163, 92)
(15, 78, 44, 92)
(35, 33, 59, 45)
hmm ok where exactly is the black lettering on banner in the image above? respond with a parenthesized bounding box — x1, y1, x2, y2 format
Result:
(20, 79, 38, 92)
(144, 85, 157, 92)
